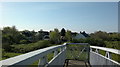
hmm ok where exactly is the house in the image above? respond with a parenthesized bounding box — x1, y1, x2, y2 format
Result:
(43, 35, 50, 40)
(73, 33, 86, 39)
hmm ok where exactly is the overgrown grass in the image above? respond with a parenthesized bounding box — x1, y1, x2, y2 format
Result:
(2, 52, 23, 60)
(11, 40, 50, 53)
(2, 40, 51, 60)
(99, 49, 120, 63)
(2, 40, 57, 66)
(28, 52, 54, 67)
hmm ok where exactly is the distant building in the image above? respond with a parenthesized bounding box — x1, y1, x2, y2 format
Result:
(43, 35, 50, 40)
(71, 32, 78, 37)
(80, 31, 89, 37)
(35, 31, 50, 40)
(38, 31, 49, 35)
(73, 33, 86, 39)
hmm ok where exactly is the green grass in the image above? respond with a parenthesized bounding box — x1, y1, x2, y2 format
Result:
(2, 52, 23, 60)
(28, 52, 54, 67)
(99, 49, 120, 63)
(11, 40, 50, 53)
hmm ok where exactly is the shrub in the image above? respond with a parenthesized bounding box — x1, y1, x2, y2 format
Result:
(86, 38, 105, 47)
(11, 40, 50, 53)
(104, 41, 120, 49)
(2, 52, 22, 59)
(19, 40, 28, 44)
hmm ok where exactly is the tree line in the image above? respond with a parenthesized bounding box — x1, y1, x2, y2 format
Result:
(1, 26, 120, 52)
(1, 26, 89, 52)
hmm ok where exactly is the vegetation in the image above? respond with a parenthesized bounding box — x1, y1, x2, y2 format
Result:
(1, 26, 120, 64)
(49, 28, 60, 44)
(65, 30, 72, 41)
(71, 31, 120, 63)
(11, 40, 50, 53)
(60, 28, 66, 36)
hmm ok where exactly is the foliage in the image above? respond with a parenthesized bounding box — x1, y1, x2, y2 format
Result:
(21, 30, 37, 42)
(2, 52, 22, 60)
(11, 40, 50, 53)
(109, 33, 120, 41)
(2, 26, 25, 44)
(35, 31, 44, 41)
(104, 41, 120, 49)
(88, 31, 120, 48)
(60, 28, 66, 36)
(86, 37, 105, 47)
(2, 26, 27, 51)
(49, 28, 60, 44)
(65, 30, 72, 41)
(71, 38, 86, 43)
(19, 40, 28, 44)
(90, 31, 110, 41)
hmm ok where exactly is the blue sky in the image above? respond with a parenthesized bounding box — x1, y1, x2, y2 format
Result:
(0, 2, 118, 33)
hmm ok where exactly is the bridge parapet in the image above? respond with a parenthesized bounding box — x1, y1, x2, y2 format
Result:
(0, 43, 120, 67)
(90, 46, 120, 66)
(0, 43, 67, 67)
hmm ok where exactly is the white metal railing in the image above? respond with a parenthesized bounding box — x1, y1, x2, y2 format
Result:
(0, 43, 67, 67)
(90, 46, 120, 66)
(1, 43, 120, 67)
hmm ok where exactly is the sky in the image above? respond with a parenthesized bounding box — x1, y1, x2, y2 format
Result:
(0, 2, 118, 33)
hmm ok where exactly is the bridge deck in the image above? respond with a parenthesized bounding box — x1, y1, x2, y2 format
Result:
(64, 59, 90, 67)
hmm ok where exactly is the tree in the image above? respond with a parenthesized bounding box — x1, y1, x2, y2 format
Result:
(49, 28, 60, 44)
(90, 31, 109, 41)
(21, 30, 32, 37)
(65, 30, 72, 41)
(2, 26, 24, 51)
(35, 32, 44, 41)
(2, 26, 23, 44)
(60, 28, 66, 36)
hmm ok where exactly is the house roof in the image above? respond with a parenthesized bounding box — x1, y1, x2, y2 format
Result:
(73, 33, 85, 39)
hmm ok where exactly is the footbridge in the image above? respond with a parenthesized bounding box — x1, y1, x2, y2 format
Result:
(0, 43, 120, 67)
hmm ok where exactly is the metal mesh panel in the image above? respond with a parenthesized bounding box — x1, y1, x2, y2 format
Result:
(66, 44, 90, 62)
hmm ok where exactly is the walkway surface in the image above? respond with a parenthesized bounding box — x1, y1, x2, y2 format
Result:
(64, 59, 90, 67)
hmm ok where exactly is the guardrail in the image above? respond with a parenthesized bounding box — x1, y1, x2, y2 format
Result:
(0, 43, 67, 67)
(1, 43, 120, 67)
(90, 46, 120, 66)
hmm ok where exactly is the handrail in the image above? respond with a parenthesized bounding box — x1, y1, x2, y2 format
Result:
(67, 43, 89, 45)
(90, 46, 120, 65)
(1, 43, 120, 66)
(0, 43, 66, 66)
(90, 46, 120, 55)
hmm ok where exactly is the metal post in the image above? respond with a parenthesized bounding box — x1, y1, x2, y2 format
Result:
(105, 51, 111, 59)
(95, 49, 99, 53)
(38, 56, 47, 67)
(54, 50, 58, 57)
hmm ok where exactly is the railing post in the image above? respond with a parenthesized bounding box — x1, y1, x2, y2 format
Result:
(38, 56, 47, 67)
(105, 51, 111, 59)
(90, 48, 92, 52)
(95, 49, 99, 53)
(87, 45, 90, 62)
(54, 50, 58, 57)
(60, 47, 63, 52)
(60, 46, 65, 52)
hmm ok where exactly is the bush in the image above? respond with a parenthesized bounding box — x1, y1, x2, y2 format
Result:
(19, 40, 28, 44)
(71, 39, 80, 43)
(71, 38, 105, 47)
(104, 41, 120, 49)
(11, 40, 50, 53)
(2, 52, 22, 60)
(2, 43, 13, 52)
(86, 38, 105, 47)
